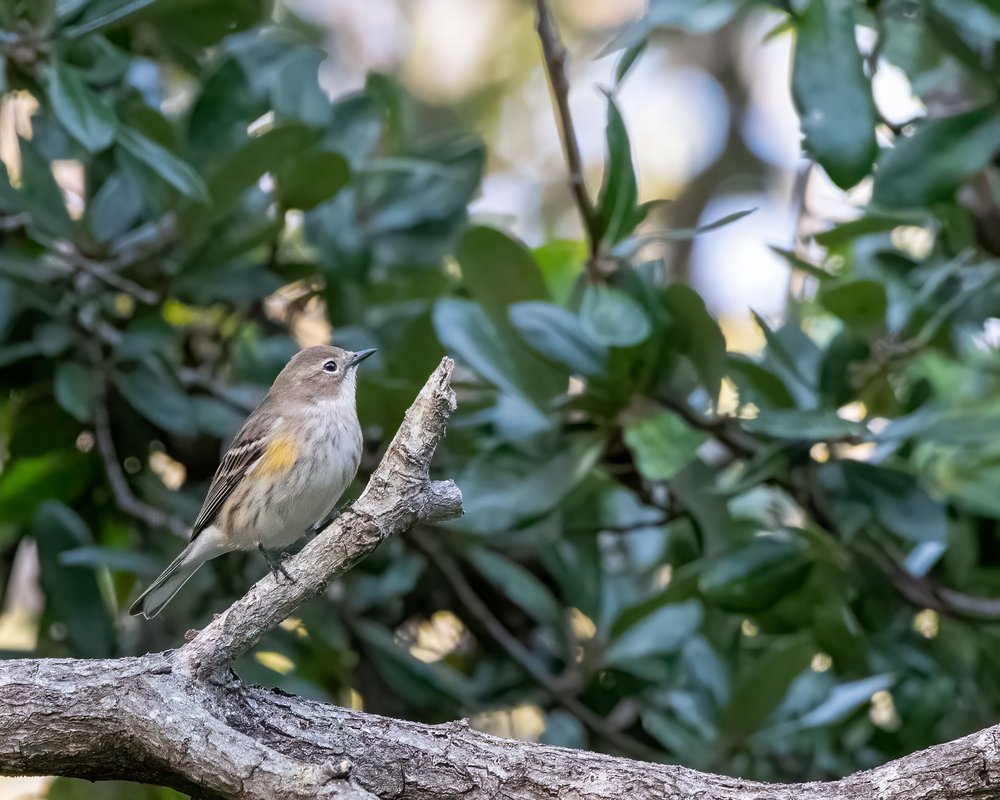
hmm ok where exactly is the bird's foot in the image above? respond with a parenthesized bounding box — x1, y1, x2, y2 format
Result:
(258, 544, 295, 583)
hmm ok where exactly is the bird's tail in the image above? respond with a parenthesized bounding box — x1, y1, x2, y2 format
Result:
(129, 531, 227, 619)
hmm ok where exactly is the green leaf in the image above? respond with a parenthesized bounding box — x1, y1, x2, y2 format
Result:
(594, 93, 640, 245)
(509, 301, 606, 377)
(59, 545, 160, 574)
(207, 123, 320, 207)
(117, 126, 210, 203)
(796, 674, 894, 729)
(699, 536, 814, 612)
(54, 363, 97, 423)
(752, 312, 821, 407)
(580, 284, 652, 347)
(87, 170, 143, 242)
(612, 208, 756, 258)
(930, 0, 1000, 41)
(605, 600, 703, 666)
(814, 215, 915, 248)
(0, 141, 74, 238)
(279, 150, 349, 210)
(843, 461, 947, 544)
(192, 396, 245, 439)
(433, 299, 529, 401)
(533, 240, 585, 304)
(818, 278, 887, 331)
(0, 451, 93, 523)
(468, 548, 565, 634)
(768, 246, 832, 281)
(62, 0, 158, 38)
(0, 341, 44, 367)
(879, 407, 1000, 445)
(791, 0, 877, 188)
(47, 60, 117, 152)
(457, 226, 549, 322)
(271, 45, 333, 126)
(34, 501, 115, 658)
(114, 362, 198, 436)
(624, 410, 707, 481)
(873, 107, 1000, 209)
(364, 143, 484, 235)
(35, 321, 75, 356)
(662, 284, 727, 402)
(719, 637, 814, 742)
(641, 708, 703, 761)
(743, 409, 865, 440)
(726, 355, 796, 409)
(458, 436, 604, 534)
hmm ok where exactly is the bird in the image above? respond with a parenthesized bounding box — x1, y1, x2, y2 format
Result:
(129, 344, 376, 619)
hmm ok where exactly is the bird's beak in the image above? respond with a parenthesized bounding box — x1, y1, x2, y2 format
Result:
(349, 348, 377, 368)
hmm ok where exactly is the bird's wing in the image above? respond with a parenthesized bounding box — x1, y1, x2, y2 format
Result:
(190, 406, 277, 540)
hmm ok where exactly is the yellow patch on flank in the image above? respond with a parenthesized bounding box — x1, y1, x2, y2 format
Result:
(257, 438, 297, 476)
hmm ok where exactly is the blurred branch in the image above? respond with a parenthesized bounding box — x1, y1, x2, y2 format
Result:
(857, 537, 1000, 621)
(412, 532, 664, 762)
(660, 394, 757, 458)
(177, 366, 260, 413)
(3, 361, 1000, 798)
(654, 395, 1000, 622)
(68, 252, 160, 305)
(533, 0, 602, 281)
(94, 377, 189, 537)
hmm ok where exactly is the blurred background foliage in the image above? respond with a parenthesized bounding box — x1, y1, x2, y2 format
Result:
(3, 0, 1000, 797)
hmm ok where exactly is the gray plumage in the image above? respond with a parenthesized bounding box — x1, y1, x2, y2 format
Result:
(130, 345, 374, 619)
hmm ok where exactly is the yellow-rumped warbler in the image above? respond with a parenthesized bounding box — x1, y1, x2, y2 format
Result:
(129, 344, 376, 619)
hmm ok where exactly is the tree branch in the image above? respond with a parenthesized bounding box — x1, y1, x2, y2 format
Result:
(4, 357, 1000, 799)
(94, 377, 189, 538)
(4, 650, 1000, 800)
(412, 532, 664, 762)
(533, 0, 602, 280)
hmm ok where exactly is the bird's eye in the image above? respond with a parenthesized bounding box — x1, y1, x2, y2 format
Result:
(322, 360, 338, 374)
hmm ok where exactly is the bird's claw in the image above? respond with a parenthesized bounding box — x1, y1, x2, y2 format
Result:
(258, 544, 295, 583)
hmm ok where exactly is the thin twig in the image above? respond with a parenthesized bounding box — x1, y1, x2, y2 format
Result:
(94, 378, 188, 537)
(660, 395, 757, 458)
(533, 0, 603, 281)
(177, 367, 259, 413)
(71, 254, 160, 305)
(413, 532, 665, 762)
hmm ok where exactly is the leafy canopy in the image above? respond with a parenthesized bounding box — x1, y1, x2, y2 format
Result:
(1, 0, 1000, 793)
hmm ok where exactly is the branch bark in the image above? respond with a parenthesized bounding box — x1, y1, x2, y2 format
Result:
(3, 651, 1000, 800)
(3, 357, 1000, 800)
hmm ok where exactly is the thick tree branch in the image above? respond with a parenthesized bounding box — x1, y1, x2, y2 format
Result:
(3, 356, 1000, 799)
(3, 652, 1000, 800)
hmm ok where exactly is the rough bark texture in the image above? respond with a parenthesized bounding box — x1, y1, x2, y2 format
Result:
(1, 357, 999, 799)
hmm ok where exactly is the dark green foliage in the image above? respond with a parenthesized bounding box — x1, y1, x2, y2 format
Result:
(3, 0, 1000, 796)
